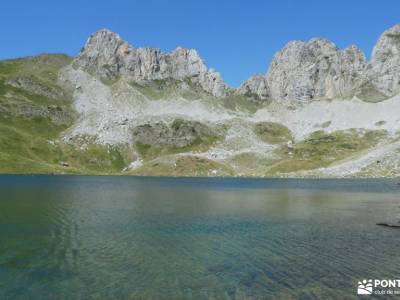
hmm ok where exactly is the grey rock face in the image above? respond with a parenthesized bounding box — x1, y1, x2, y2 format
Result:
(364, 24, 400, 99)
(74, 29, 228, 97)
(72, 25, 400, 104)
(339, 46, 368, 97)
(74, 29, 126, 79)
(236, 75, 270, 101)
(132, 119, 217, 148)
(198, 69, 228, 97)
(266, 38, 366, 102)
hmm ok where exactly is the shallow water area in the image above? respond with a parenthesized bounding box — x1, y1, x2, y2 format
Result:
(0, 176, 399, 299)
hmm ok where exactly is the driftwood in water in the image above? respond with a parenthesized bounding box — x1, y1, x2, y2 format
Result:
(377, 222, 400, 228)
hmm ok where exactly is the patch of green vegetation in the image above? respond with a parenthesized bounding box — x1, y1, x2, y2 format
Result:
(0, 112, 132, 174)
(135, 135, 220, 161)
(356, 82, 388, 103)
(0, 77, 70, 107)
(253, 122, 293, 144)
(375, 120, 386, 126)
(0, 113, 66, 174)
(227, 152, 277, 176)
(129, 79, 208, 101)
(57, 143, 130, 173)
(135, 142, 158, 160)
(292, 129, 386, 159)
(267, 159, 321, 174)
(99, 74, 121, 86)
(131, 155, 234, 177)
(0, 61, 19, 75)
(171, 135, 221, 153)
(0, 54, 74, 119)
(132, 80, 174, 100)
(220, 94, 263, 113)
(0, 54, 71, 83)
(319, 121, 332, 128)
(267, 129, 388, 174)
(0, 79, 10, 96)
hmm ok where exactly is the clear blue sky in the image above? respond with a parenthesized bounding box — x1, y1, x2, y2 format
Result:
(1, 0, 399, 87)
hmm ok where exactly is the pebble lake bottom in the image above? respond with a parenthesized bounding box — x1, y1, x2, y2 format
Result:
(0, 175, 400, 299)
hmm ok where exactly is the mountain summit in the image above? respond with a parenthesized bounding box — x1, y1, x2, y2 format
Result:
(74, 29, 229, 97)
(1, 25, 400, 177)
(73, 25, 400, 103)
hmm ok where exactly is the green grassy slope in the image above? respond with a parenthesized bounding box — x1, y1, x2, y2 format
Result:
(0, 55, 132, 174)
(0, 54, 393, 177)
(266, 129, 388, 175)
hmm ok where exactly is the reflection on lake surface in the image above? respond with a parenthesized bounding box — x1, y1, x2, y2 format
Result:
(1, 176, 400, 299)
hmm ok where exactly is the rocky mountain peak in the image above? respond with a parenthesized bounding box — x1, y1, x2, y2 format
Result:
(236, 75, 270, 101)
(86, 29, 126, 48)
(73, 29, 228, 97)
(364, 24, 400, 99)
(266, 37, 366, 102)
(73, 25, 400, 103)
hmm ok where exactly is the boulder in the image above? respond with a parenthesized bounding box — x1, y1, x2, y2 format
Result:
(132, 119, 216, 148)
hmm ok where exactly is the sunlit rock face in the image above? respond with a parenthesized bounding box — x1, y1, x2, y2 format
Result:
(73, 25, 400, 103)
(74, 29, 228, 97)
(363, 24, 400, 99)
(236, 75, 270, 101)
(266, 38, 366, 102)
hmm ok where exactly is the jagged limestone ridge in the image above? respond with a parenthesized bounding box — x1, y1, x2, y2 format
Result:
(72, 25, 400, 103)
(364, 24, 400, 98)
(265, 39, 366, 102)
(239, 24, 400, 103)
(73, 29, 229, 97)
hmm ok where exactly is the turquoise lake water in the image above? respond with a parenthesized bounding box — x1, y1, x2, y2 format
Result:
(1, 176, 400, 299)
